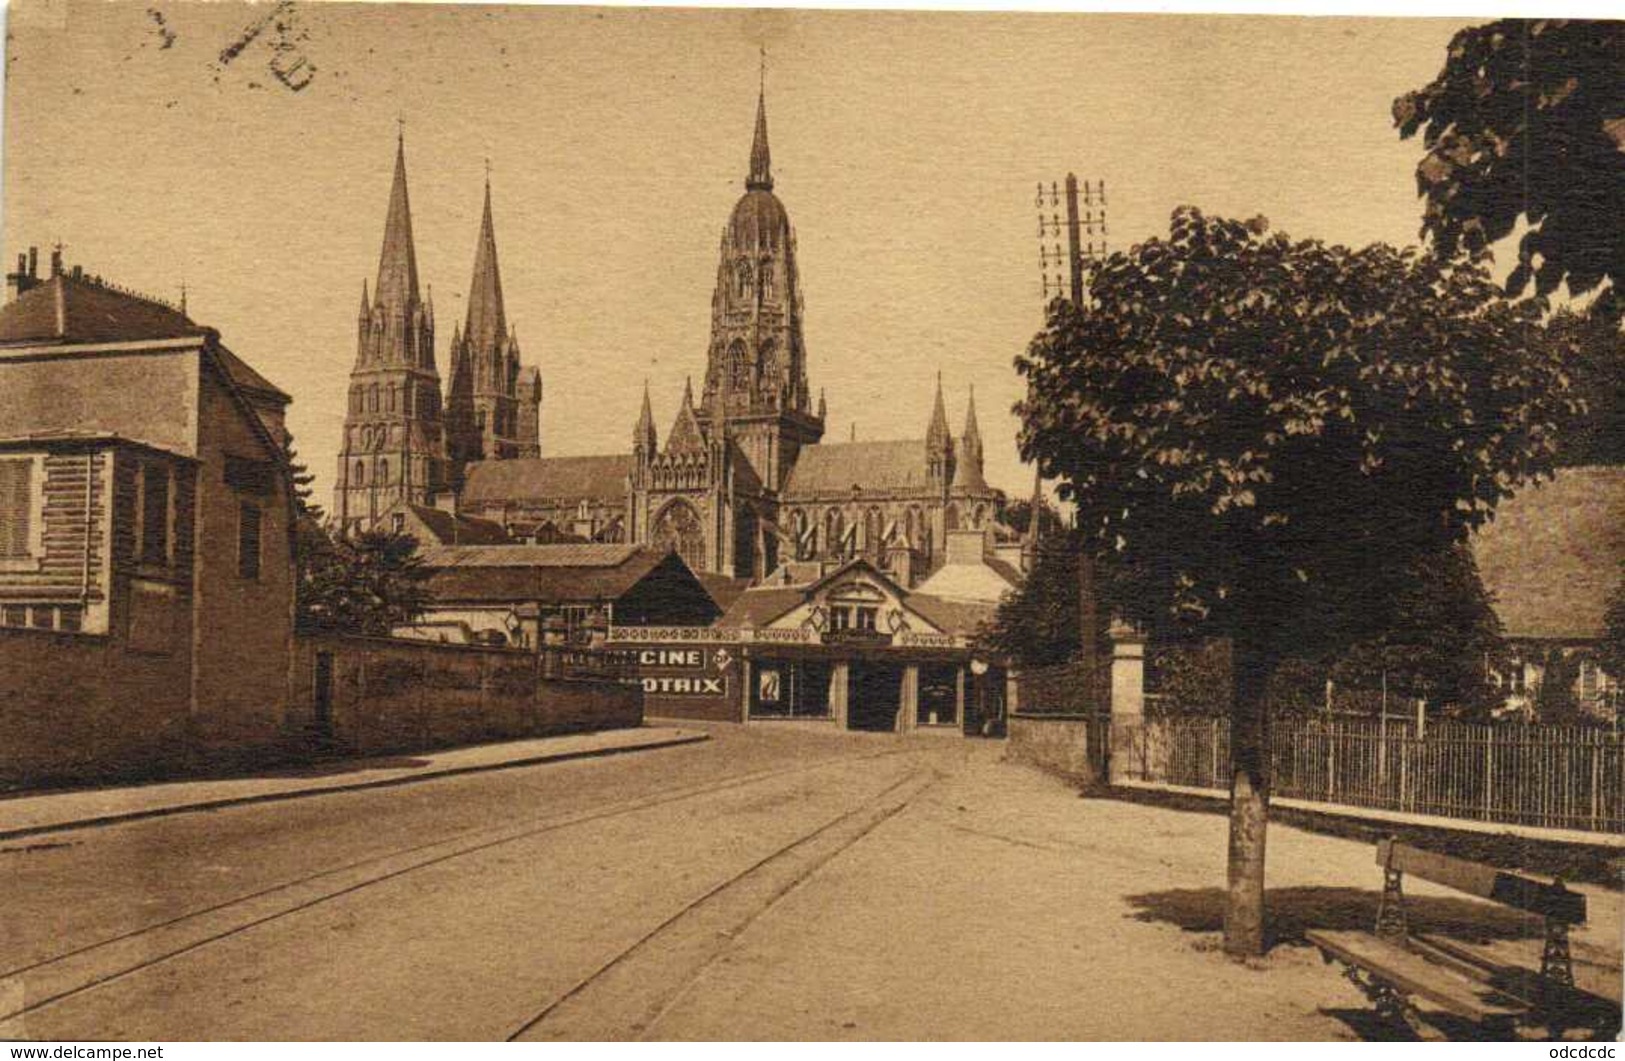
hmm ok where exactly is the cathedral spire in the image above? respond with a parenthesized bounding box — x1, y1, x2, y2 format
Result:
(747, 75, 773, 192)
(962, 383, 982, 450)
(374, 132, 421, 312)
(464, 171, 507, 355)
(635, 380, 657, 453)
(953, 383, 987, 491)
(926, 371, 950, 450)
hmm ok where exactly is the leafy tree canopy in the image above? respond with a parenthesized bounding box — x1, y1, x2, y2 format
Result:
(1547, 307, 1625, 465)
(296, 529, 431, 638)
(1016, 206, 1570, 664)
(1395, 19, 1625, 322)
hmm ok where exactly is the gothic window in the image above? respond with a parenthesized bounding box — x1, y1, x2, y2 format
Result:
(353, 460, 366, 486)
(792, 509, 810, 560)
(735, 260, 752, 298)
(369, 383, 380, 413)
(758, 342, 778, 391)
(387, 384, 397, 412)
(864, 507, 883, 554)
(728, 341, 750, 392)
(945, 505, 960, 532)
(377, 458, 389, 485)
(972, 504, 988, 528)
(652, 500, 706, 573)
(824, 508, 844, 559)
(760, 259, 774, 294)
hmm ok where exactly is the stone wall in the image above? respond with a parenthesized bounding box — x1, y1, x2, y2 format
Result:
(0, 626, 194, 788)
(1005, 713, 1107, 785)
(289, 636, 643, 757)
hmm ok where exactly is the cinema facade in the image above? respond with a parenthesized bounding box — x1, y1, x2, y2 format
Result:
(607, 557, 1009, 735)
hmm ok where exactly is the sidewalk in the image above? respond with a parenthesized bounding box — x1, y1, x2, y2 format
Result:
(0, 726, 708, 841)
(1114, 778, 1625, 849)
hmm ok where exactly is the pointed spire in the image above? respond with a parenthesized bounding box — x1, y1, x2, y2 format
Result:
(374, 131, 421, 312)
(682, 375, 695, 408)
(359, 278, 370, 318)
(464, 170, 507, 356)
(962, 383, 982, 448)
(817, 387, 826, 421)
(926, 371, 950, 450)
(635, 380, 657, 453)
(953, 382, 988, 491)
(747, 63, 773, 192)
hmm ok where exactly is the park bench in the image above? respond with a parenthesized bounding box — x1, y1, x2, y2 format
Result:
(1306, 837, 1616, 1039)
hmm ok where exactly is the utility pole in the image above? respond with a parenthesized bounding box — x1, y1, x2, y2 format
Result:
(1035, 172, 1108, 710)
(1036, 174, 1107, 306)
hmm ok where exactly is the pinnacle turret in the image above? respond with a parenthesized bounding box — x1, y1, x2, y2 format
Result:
(635, 381, 658, 454)
(747, 86, 772, 191)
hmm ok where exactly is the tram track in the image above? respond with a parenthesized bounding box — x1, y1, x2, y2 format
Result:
(507, 766, 940, 1041)
(0, 745, 922, 1033)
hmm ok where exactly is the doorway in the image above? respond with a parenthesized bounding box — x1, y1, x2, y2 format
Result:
(847, 662, 903, 732)
(313, 650, 335, 740)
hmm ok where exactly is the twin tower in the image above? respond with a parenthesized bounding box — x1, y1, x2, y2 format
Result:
(332, 134, 540, 533)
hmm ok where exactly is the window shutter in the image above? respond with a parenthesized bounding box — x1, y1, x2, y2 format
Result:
(0, 459, 33, 559)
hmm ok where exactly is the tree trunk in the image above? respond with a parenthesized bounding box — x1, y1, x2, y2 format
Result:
(1224, 637, 1275, 958)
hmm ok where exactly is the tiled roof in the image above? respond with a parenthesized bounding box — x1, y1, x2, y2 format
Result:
(697, 572, 752, 613)
(717, 587, 807, 629)
(782, 439, 930, 499)
(403, 504, 509, 546)
(214, 344, 291, 403)
(421, 545, 671, 605)
(461, 454, 631, 504)
(0, 274, 207, 346)
(1471, 466, 1625, 641)
(906, 593, 997, 638)
(914, 555, 1021, 605)
(418, 542, 640, 568)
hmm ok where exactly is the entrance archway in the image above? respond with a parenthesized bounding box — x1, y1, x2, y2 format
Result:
(652, 499, 706, 572)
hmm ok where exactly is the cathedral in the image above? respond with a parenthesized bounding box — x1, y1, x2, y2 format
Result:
(334, 89, 1005, 587)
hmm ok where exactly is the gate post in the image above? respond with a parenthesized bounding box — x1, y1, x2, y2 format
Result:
(1108, 618, 1147, 785)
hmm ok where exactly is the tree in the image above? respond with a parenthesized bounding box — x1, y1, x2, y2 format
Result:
(1395, 20, 1625, 322)
(976, 539, 1085, 669)
(296, 529, 431, 637)
(1331, 545, 1504, 715)
(1000, 495, 1067, 541)
(1015, 207, 1570, 955)
(1547, 308, 1625, 465)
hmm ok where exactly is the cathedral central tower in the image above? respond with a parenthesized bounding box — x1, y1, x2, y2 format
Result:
(698, 86, 823, 494)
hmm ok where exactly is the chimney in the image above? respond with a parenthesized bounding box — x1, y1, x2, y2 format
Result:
(49, 246, 62, 277)
(6, 246, 43, 302)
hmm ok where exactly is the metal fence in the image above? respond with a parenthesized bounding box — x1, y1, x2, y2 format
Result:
(1117, 715, 1625, 835)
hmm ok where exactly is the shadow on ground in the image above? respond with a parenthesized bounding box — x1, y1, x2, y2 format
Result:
(1124, 885, 1543, 948)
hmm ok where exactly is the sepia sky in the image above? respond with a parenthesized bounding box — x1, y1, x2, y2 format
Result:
(2, 3, 1474, 503)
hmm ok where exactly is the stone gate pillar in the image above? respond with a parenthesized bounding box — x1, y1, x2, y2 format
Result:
(1108, 618, 1147, 785)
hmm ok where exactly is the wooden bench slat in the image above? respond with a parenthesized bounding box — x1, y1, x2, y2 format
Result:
(1376, 840, 1586, 924)
(1306, 929, 1531, 1020)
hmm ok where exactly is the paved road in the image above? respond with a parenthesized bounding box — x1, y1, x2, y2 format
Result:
(2, 725, 1617, 1040)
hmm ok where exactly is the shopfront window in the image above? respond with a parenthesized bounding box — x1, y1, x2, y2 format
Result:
(749, 660, 834, 719)
(918, 663, 959, 727)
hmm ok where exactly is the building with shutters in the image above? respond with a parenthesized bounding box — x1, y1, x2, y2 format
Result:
(0, 248, 299, 784)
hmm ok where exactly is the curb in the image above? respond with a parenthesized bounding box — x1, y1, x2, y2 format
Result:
(0, 730, 711, 844)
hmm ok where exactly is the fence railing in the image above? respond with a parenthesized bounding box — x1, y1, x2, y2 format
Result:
(1117, 715, 1624, 835)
